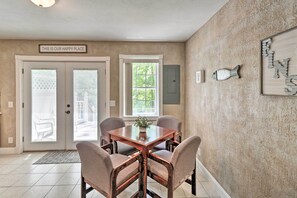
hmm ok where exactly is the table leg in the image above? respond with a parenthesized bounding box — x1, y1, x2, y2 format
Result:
(141, 147, 149, 198)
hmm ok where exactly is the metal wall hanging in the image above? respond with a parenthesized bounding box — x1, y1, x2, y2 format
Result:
(261, 26, 297, 96)
(212, 65, 241, 81)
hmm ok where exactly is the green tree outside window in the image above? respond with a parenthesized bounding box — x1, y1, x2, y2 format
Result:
(132, 63, 157, 115)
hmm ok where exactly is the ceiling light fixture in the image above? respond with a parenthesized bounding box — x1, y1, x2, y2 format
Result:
(31, 0, 55, 8)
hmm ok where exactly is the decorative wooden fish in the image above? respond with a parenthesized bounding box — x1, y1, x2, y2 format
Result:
(212, 65, 241, 81)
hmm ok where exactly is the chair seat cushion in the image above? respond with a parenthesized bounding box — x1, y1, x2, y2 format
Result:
(117, 142, 138, 155)
(148, 150, 172, 181)
(110, 154, 139, 187)
(153, 142, 166, 151)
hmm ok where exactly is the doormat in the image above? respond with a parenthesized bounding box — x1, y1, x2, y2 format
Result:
(34, 151, 80, 164)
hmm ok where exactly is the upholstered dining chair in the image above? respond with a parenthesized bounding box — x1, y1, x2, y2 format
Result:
(147, 136, 201, 198)
(76, 142, 141, 198)
(154, 115, 182, 150)
(100, 117, 137, 155)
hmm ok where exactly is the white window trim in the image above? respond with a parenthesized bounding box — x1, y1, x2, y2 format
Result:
(119, 54, 163, 121)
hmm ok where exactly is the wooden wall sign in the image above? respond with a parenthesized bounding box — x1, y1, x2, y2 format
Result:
(39, 44, 87, 53)
(261, 26, 297, 96)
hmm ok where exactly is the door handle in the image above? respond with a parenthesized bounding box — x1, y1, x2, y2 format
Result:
(65, 110, 70, 114)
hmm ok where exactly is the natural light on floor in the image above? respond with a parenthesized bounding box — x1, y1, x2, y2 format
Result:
(0, 152, 221, 198)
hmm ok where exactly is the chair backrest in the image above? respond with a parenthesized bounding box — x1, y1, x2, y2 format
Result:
(99, 117, 125, 144)
(76, 142, 113, 195)
(156, 115, 182, 132)
(170, 136, 201, 189)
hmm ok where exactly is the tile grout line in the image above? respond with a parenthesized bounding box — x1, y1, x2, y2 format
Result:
(42, 185, 56, 198)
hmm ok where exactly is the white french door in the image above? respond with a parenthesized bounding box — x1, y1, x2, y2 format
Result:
(23, 61, 107, 151)
(65, 62, 106, 149)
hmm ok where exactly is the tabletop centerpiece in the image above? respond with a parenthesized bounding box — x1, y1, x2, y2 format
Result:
(134, 116, 152, 133)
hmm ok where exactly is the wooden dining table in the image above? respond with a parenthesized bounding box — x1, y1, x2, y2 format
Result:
(108, 125, 176, 198)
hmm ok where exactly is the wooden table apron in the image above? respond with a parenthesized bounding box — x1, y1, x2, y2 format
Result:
(108, 125, 176, 198)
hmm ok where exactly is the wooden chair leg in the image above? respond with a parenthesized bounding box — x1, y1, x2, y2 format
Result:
(81, 176, 86, 198)
(168, 177, 174, 198)
(168, 187, 173, 198)
(114, 141, 118, 153)
(177, 135, 181, 143)
(191, 166, 196, 195)
(165, 140, 170, 151)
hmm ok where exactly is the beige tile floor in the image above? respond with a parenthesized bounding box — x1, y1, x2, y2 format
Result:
(0, 152, 221, 198)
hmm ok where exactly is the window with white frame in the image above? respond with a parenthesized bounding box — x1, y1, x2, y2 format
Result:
(119, 55, 163, 119)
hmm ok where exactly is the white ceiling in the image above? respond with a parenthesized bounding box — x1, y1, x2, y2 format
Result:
(0, 0, 228, 42)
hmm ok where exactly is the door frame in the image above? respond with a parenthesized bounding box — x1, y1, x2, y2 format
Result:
(15, 55, 110, 153)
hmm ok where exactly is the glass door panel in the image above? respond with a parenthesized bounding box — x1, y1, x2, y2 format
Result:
(73, 70, 98, 141)
(31, 69, 57, 142)
(65, 62, 106, 150)
(23, 61, 65, 151)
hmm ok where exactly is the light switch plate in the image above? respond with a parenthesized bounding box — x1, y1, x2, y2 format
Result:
(8, 101, 13, 108)
(196, 70, 205, 83)
(8, 137, 13, 144)
(109, 100, 116, 107)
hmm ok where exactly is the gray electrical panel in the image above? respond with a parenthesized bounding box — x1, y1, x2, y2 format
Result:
(163, 65, 180, 104)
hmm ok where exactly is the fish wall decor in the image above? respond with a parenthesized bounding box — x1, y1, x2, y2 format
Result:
(212, 65, 241, 81)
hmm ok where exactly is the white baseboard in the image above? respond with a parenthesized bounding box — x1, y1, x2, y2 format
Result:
(197, 158, 231, 198)
(0, 147, 21, 154)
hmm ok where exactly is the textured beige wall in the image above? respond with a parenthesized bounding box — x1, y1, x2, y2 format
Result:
(185, 0, 297, 197)
(0, 40, 185, 147)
